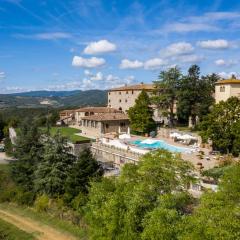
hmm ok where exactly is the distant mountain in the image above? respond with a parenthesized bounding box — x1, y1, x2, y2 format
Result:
(0, 89, 108, 108)
(10, 90, 82, 97)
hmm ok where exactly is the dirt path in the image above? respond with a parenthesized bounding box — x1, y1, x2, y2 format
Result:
(0, 209, 77, 240)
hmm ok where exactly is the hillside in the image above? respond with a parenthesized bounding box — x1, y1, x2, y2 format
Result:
(10, 90, 82, 97)
(0, 90, 107, 108)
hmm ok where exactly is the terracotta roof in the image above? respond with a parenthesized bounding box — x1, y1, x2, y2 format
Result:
(60, 110, 75, 115)
(82, 113, 129, 121)
(109, 83, 154, 91)
(216, 79, 240, 85)
(75, 107, 120, 113)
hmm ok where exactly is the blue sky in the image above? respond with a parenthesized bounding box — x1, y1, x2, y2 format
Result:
(1, 0, 240, 93)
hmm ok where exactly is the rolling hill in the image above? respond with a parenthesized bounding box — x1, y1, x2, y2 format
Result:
(0, 90, 107, 108)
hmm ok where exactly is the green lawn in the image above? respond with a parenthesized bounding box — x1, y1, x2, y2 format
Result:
(0, 217, 35, 240)
(44, 127, 90, 143)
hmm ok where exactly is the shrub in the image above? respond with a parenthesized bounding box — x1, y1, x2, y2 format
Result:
(34, 194, 49, 212)
(14, 189, 35, 206)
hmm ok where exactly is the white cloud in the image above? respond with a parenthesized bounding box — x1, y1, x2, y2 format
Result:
(91, 72, 103, 81)
(120, 59, 143, 69)
(176, 54, 204, 63)
(197, 39, 230, 49)
(83, 40, 116, 54)
(218, 72, 240, 79)
(215, 59, 238, 67)
(164, 42, 194, 57)
(72, 56, 105, 68)
(15, 32, 72, 40)
(163, 23, 219, 33)
(81, 70, 135, 89)
(0, 71, 6, 80)
(215, 59, 226, 66)
(84, 69, 91, 76)
(120, 58, 168, 70)
(83, 70, 103, 81)
(144, 58, 167, 70)
(194, 11, 240, 21)
(105, 74, 119, 82)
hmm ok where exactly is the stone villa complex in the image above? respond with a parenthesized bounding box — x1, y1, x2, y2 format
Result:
(215, 79, 240, 103)
(60, 79, 240, 138)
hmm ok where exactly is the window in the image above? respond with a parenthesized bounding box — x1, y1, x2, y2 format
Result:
(125, 99, 127, 103)
(109, 99, 111, 103)
(126, 91, 128, 94)
(120, 122, 126, 127)
(109, 92, 111, 95)
(119, 99, 122, 103)
(119, 107, 122, 111)
(220, 86, 225, 92)
(105, 123, 109, 129)
(132, 90, 134, 94)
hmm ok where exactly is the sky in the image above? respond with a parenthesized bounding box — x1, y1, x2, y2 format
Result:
(1, 0, 240, 93)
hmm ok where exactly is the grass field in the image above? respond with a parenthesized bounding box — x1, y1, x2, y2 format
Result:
(44, 127, 90, 143)
(0, 203, 87, 240)
(0, 217, 35, 240)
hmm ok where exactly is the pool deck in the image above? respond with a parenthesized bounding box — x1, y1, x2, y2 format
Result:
(118, 135, 218, 170)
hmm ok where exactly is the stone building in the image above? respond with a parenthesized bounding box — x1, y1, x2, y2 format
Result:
(59, 109, 75, 124)
(80, 113, 130, 138)
(215, 79, 240, 103)
(107, 83, 155, 112)
(74, 107, 121, 125)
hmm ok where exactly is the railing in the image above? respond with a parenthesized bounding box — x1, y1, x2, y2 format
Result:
(91, 142, 141, 165)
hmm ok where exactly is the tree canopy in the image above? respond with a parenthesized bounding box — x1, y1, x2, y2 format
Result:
(11, 120, 44, 191)
(177, 65, 218, 127)
(152, 67, 181, 127)
(128, 90, 156, 134)
(200, 97, 240, 156)
(85, 150, 193, 239)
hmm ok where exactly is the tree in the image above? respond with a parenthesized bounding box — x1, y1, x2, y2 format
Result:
(181, 163, 240, 240)
(197, 73, 220, 119)
(199, 97, 240, 155)
(34, 133, 76, 197)
(142, 193, 192, 240)
(65, 148, 103, 201)
(11, 119, 43, 191)
(128, 90, 156, 134)
(0, 113, 6, 140)
(177, 65, 218, 127)
(85, 150, 193, 239)
(152, 67, 181, 127)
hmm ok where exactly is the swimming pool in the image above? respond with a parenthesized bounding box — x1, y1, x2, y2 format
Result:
(130, 139, 192, 153)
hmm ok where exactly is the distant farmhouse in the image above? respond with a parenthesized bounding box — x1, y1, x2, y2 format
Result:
(215, 78, 240, 103)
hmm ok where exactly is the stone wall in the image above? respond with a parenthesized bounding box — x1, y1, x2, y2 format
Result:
(91, 142, 141, 167)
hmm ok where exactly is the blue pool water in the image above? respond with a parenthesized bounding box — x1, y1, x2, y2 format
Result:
(131, 140, 191, 153)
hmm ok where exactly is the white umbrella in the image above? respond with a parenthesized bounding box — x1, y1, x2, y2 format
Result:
(170, 132, 182, 138)
(179, 134, 196, 140)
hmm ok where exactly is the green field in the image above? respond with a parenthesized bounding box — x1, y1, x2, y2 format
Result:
(0, 218, 35, 240)
(44, 127, 90, 143)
